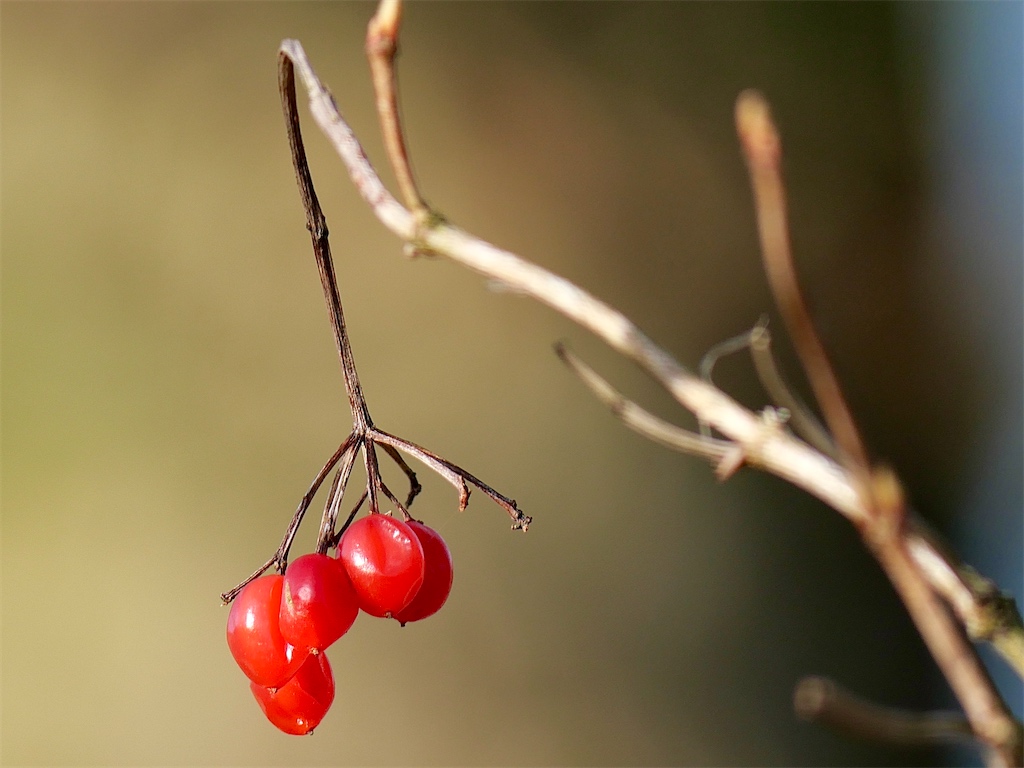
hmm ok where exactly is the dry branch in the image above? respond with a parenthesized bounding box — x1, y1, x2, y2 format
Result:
(795, 676, 975, 748)
(276, 18, 1024, 765)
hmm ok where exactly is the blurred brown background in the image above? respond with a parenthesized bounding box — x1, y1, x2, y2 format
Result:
(2, 3, 1020, 766)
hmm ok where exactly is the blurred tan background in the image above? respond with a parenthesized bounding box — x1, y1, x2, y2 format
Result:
(2, 3, 1020, 766)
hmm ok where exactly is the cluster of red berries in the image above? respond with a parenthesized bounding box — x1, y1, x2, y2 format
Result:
(226, 515, 453, 734)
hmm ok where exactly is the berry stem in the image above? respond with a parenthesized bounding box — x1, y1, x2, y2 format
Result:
(276, 48, 529, 533)
(315, 435, 361, 554)
(221, 437, 352, 603)
(279, 54, 371, 432)
(380, 442, 422, 507)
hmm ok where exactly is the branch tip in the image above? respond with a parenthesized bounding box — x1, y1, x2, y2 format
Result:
(512, 509, 532, 532)
(735, 89, 780, 168)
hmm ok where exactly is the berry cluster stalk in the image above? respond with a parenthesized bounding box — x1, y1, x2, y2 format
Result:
(219, 45, 529, 608)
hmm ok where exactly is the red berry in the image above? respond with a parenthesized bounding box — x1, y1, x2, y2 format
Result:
(339, 514, 425, 617)
(279, 553, 359, 651)
(250, 651, 334, 735)
(393, 521, 453, 625)
(226, 575, 307, 688)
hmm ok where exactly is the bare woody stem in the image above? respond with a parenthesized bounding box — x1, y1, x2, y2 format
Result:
(865, 470, 1021, 767)
(697, 320, 837, 460)
(276, 21, 1022, 762)
(277, 44, 529, 533)
(748, 324, 838, 459)
(556, 342, 733, 462)
(279, 35, 870, 529)
(279, 53, 372, 430)
(733, 89, 1021, 765)
(315, 436, 361, 554)
(734, 91, 871, 483)
(795, 676, 975, 748)
(219, 437, 352, 603)
(366, 0, 428, 216)
(219, 40, 531, 606)
(275, 32, 1023, 683)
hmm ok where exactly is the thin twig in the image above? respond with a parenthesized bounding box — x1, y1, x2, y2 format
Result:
(795, 676, 975, 748)
(221, 437, 352, 602)
(696, 319, 839, 468)
(315, 436, 361, 554)
(735, 91, 871, 483)
(747, 322, 837, 459)
(371, 427, 529, 530)
(328, 491, 368, 549)
(377, 480, 411, 521)
(697, 325, 762, 440)
(556, 342, 733, 462)
(366, 0, 429, 218)
(221, 42, 531, 605)
(380, 442, 422, 507)
(705, 320, 835, 459)
(699, 326, 758, 385)
(735, 87, 1021, 765)
(363, 440, 383, 515)
(280, 52, 373, 429)
(221, 555, 277, 607)
(698, 320, 838, 461)
(906, 523, 1024, 672)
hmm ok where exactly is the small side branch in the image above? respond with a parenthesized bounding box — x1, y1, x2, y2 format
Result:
(380, 442, 423, 507)
(371, 427, 531, 531)
(280, 49, 371, 427)
(366, 0, 429, 218)
(697, 320, 836, 460)
(735, 91, 870, 482)
(556, 342, 733, 462)
(906, 522, 1024, 679)
(795, 676, 975, 748)
(315, 436, 361, 554)
(747, 322, 836, 459)
(221, 436, 354, 602)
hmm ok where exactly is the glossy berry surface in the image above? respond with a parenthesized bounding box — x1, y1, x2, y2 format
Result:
(226, 574, 306, 688)
(339, 514, 425, 617)
(250, 651, 335, 735)
(393, 521, 454, 625)
(280, 553, 359, 651)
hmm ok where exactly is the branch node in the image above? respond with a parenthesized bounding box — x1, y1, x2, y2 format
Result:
(866, 465, 907, 546)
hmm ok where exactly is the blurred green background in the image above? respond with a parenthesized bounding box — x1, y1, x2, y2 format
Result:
(2, 2, 1020, 766)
